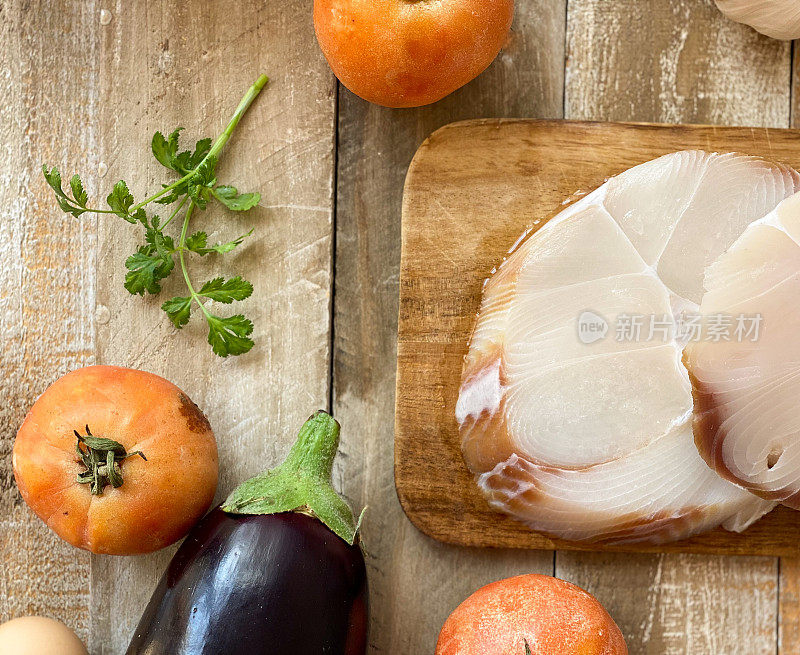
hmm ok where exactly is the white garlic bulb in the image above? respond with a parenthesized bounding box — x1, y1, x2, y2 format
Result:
(716, 0, 800, 40)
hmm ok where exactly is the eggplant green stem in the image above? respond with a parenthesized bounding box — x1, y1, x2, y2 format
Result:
(222, 410, 361, 545)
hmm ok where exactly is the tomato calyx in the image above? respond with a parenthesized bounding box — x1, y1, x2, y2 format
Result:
(74, 425, 147, 495)
(524, 640, 531, 655)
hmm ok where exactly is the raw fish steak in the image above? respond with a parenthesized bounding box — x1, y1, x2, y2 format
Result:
(457, 151, 798, 544)
(685, 192, 800, 508)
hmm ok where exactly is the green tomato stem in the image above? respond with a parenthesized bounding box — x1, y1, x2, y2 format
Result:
(74, 425, 146, 495)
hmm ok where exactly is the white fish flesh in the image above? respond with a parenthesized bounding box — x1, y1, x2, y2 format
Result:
(715, 0, 800, 41)
(457, 151, 798, 544)
(685, 192, 800, 507)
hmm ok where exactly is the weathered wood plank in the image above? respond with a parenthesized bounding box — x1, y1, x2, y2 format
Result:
(779, 41, 800, 655)
(0, 0, 100, 643)
(562, 1, 791, 653)
(780, 557, 800, 654)
(569, 553, 778, 654)
(333, 3, 565, 653)
(566, 0, 791, 127)
(793, 42, 799, 129)
(88, 3, 337, 652)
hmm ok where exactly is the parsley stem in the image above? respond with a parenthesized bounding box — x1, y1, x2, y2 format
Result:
(130, 74, 269, 212)
(178, 202, 199, 297)
(79, 206, 118, 214)
(207, 74, 269, 161)
(161, 195, 189, 231)
(63, 190, 117, 215)
(177, 201, 212, 320)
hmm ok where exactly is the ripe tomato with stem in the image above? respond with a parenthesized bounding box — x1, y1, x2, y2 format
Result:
(13, 365, 218, 555)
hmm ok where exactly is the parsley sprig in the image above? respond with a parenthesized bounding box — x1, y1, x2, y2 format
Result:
(43, 74, 269, 357)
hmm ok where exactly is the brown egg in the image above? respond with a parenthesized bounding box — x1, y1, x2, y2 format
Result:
(0, 616, 88, 655)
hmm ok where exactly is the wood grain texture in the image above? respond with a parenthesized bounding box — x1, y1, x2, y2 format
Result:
(333, 3, 566, 653)
(780, 41, 800, 655)
(571, 552, 778, 654)
(566, 0, 791, 126)
(793, 43, 799, 129)
(0, 0, 99, 643)
(562, 2, 790, 653)
(397, 118, 800, 557)
(780, 557, 800, 655)
(87, 2, 336, 652)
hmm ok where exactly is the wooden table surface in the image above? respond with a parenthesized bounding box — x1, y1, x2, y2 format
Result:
(0, 2, 796, 654)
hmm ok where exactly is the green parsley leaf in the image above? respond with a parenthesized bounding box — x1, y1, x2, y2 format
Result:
(172, 138, 210, 173)
(185, 157, 217, 210)
(154, 185, 183, 205)
(70, 174, 88, 208)
(144, 218, 175, 252)
(198, 276, 253, 303)
(188, 182, 211, 210)
(173, 152, 192, 173)
(212, 185, 260, 211)
(42, 165, 65, 197)
(42, 166, 87, 217)
(107, 180, 136, 222)
(206, 313, 254, 357)
(152, 128, 183, 172)
(194, 156, 218, 186)
(189, 138, 213, 168)
(211, 229, 254, 253)
(162, 296, 193, 328)
(185, 228, 253, 255)
(124, 244, 175, 295)
(56, 197, 83, 216)
(185, 231, 209, 253)
(206, 228, 254, 254)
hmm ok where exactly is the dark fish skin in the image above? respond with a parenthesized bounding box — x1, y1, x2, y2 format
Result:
(126, 509, 368, 655)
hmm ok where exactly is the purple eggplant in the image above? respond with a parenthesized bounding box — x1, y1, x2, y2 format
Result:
(126, 411, 367, 655)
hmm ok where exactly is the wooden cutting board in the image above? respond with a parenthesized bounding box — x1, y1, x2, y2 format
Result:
(395, 119, 800, 556)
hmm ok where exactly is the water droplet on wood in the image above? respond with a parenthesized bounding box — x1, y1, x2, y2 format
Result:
(95, 305, 111, 325)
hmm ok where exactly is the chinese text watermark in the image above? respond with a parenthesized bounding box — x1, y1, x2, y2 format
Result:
(577, 311, 762, 345)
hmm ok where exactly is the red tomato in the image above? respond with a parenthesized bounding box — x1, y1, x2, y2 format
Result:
(436, 574, 628, 655)
(13, 366, 218, 555)
(314, 0, 514, 108)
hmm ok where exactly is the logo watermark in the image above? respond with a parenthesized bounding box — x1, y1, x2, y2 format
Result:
(577, 311, 762, 344)
(577, 311, 609, 344)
